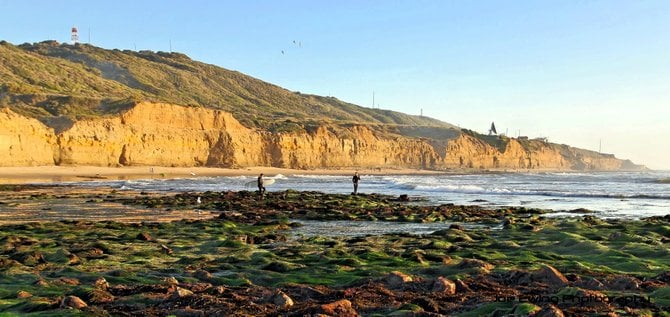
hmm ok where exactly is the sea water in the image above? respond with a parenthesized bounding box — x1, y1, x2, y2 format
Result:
(71, 171, 670, 219)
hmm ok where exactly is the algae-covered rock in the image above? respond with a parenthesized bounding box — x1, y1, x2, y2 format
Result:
(457, 258, 494, 272)
(87, 288, 115, 304)
(512, 302, 542, 315)
(10, 251, 47, 266)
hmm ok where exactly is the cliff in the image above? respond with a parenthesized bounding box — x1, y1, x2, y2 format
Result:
(0, 103, 643, 171)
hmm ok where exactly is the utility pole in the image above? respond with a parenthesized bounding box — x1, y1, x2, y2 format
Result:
(372, 91, 375, 109)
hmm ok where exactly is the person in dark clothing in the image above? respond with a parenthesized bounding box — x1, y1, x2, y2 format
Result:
(257, 173, 266, 194)
(352, 172, 360, 195)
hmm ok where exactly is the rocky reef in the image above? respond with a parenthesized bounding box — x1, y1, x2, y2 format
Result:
(0, 186, 668, 316)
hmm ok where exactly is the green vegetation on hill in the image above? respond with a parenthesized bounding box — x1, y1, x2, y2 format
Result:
(0, 40, 453, 131)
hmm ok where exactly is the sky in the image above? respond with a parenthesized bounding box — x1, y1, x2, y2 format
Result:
(1, 0, 669, 169)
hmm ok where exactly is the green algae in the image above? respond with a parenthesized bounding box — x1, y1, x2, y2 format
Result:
(1, 190, 670, 315)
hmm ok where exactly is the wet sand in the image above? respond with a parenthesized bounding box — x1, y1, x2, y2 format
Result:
(0, 165, 446, 184)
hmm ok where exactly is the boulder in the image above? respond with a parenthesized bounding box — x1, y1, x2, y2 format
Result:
(319, 299, 357, 316)
(94, 277, 109, 290)
(170, 287, 194, 299)
(457, 258, 494, 272)
(609, 275, 640, 291)
(432, 276, 456, 294)
(16, 290, 32, 298)
(533, 265, 568, 288)
(61, 295, 87, 309)
(270, 290, 294, 309)
(384, 271, 413, 289)
(137, 232, 153, 241)
(535, 304, 565, 317)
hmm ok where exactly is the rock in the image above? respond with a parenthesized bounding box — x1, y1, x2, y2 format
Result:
(170, 308, 206, 317)
(319, 299, 357, 316)
(88, 289, 115, 304)
(535, 304, 565, 317)
(170, 287, 194, 299)
(270, 290, 294, 309)
(194, 269, 212, 281)
(211, 286, 226, 295)
(34, 279, 49, 287)
(449, 224, 465, 231)
(432, 276, 456, 294)
(94, 277, 109, 290)
(568, 289, 611, 310)
(137, 232, 153, 241)
(579, 276, 605, 290)
(67, 254, 81, 265)
(16, 290, 32, 298)
(455, 279, 472, 293)
(10, 251, 47, 266)
(457, 258, 494, 272)
(610, 275, 640, 290)
(188, 282, 212, 293)
(411, 297, 440, 313)
(384, 271, 413, 289)
(57, 277, 80, 286)
(61, 295, 88, 309)
(398, 194, 410, 202)
(533, 265, 568, 288)
(161, 244, 173, 255)
(164, 276, 179, 286)
(80, 248, 105, 259)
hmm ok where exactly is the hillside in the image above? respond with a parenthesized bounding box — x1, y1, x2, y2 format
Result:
(0, 40, 644, 171)
(0, 40, 450, 130)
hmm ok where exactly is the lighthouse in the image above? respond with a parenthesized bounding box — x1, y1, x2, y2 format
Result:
(71, 27, 79, 44)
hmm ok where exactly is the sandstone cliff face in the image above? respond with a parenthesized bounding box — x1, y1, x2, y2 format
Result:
(0, 103, 641, 171)
(0, 108, 56, 166)
(57, 103, 266, 167)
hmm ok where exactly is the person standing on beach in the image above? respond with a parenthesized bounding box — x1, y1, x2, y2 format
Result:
(352, 172, 360, 195)
(257, 173, 266, 195)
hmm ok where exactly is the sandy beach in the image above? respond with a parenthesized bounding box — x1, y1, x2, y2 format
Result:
(0, 165, 447, 184)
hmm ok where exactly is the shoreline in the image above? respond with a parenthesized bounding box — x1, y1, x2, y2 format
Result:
(0, 165, 644, 184)
(0, 165, 448, 184)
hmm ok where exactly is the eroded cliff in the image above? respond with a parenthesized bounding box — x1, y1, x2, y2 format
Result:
(0, 103, 642, 171)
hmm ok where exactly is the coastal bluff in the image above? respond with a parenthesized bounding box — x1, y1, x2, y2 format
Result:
(0, 102, 641, 171)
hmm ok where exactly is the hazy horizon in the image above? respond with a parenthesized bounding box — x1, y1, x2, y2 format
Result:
(1, 0, 668, 169)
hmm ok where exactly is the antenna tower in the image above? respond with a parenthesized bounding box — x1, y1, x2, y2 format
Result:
(71, 27, 79, 44)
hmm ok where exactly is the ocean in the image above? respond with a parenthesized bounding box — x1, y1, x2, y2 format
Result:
(70, 171, 670, 220)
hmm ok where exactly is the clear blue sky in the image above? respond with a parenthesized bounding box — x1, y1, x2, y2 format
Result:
(1, 0, 669, 169)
